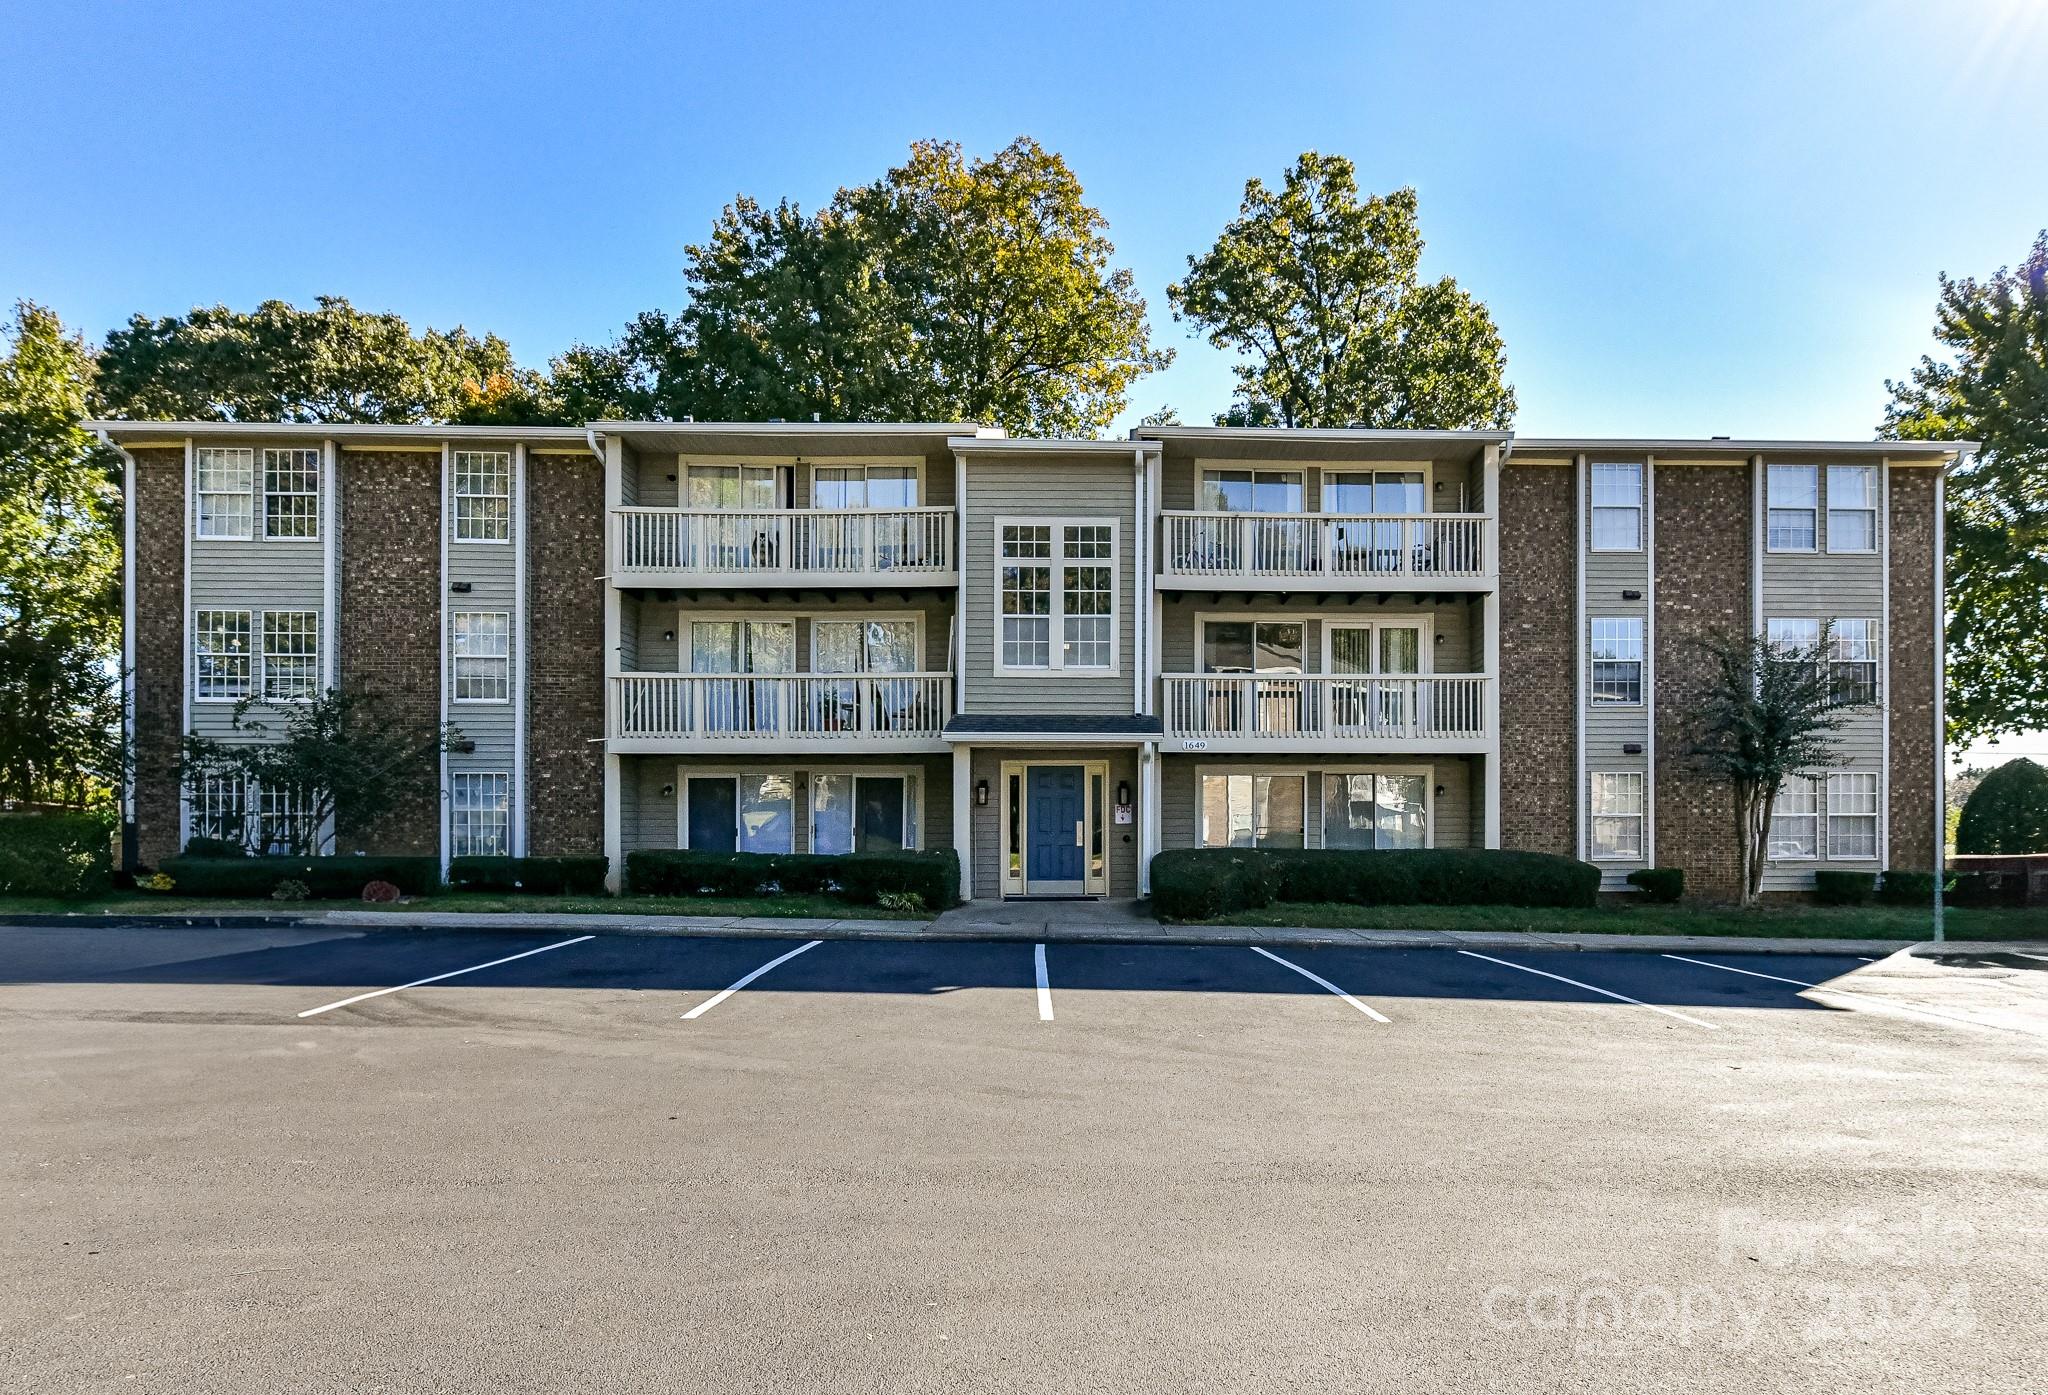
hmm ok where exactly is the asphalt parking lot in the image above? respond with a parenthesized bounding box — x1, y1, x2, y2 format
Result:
(4, 924, 2046, 1394)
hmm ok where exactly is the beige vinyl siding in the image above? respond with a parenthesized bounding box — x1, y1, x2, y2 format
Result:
(961, 458, 1136, 714)
(1156, 754, 1476, 853)
(616, 594, 642, 671)
(618, 753, 952, 858)
(968, 747, 1139, 899)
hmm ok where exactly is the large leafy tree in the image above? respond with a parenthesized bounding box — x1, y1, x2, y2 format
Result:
(95, 295, 525, 424)
(1168, 152, 1515, 430)
(1883, 232, 2048, 744)
(562, 138, 1169, 435)
(1954, 757, 2048, 855)
(0, 303, 124, 808)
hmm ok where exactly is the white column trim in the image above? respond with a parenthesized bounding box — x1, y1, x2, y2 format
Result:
(513, 443, 530, 858)
(953, 451, 968, 717)
(1643, 453, 1657, 869)
(1132, 448, 1149, 715)
(1879, 456, 1892, 871)
(178, 438, 193, 849)
(952, 744, 973, 902)
(601, 437, 625, 891)
(1483, 445, 1502, 848)
(437, 442, 451, 880)
(1574, 452, 1587, 861)
(116, 440, 137, 833)
(320, 438, 340, 854)
(1137, 742, 1158, 898)
(1750, 454, 1764, 637)
(1933, 467, 1948, 924)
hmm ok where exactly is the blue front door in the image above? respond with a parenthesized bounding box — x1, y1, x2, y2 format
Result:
(1027, 766, 1086, 889)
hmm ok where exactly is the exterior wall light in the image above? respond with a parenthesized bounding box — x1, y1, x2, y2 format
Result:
(975, 780, 990, 807)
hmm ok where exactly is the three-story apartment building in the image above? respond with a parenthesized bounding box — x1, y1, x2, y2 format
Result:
(95, 418, 1967, 902)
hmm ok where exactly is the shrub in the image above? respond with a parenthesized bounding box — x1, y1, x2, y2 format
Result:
(1877, 870, 1939, 906)
(361, 880, 401, 903)
(624, 848, 959, 908)
(159, 855, 440, 899)
(139, 871, 176, 893)
(1627, 867, 1685, 903)
(1813, 870, 1876, 906)
(1950, 870, 2024, 909)
(876, 890, 928, 915)
(183, 835, 246, 858)
(0, 811, 114, 900)
(1149, 847, 1600, 921)
(448, 856, 609, 896)
(1955, 758, 2048, 855)
(271, 879, 311, 902)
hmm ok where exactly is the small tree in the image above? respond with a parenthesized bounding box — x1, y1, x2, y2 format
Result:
(1688, 625, 1864, 903)
(1955, 758, 2048, 854)
(181, 690, 456, 855)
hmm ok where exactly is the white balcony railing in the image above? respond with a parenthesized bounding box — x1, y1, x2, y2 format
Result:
(608, 672, 953, 744)
(1159, 512, 1488, 584)
(1161, 674, 1493, 745)
(611, 507, 955, 580)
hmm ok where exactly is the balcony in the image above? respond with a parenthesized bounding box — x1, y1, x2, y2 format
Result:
(1160, 673, 1494, 753)
(611, 507, 957, 587)
(1157, 512, 1490, 589)
(607, 672, 953, 753)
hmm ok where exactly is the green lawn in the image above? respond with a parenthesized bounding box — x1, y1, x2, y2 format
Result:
(0, 891, 923, 921)
(1181, 900, 2048, 941)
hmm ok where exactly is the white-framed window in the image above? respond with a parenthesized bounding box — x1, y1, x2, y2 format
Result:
(452, 611, 512, 703)
(194, 609, 253, 700)
(685, 463, 778, 510)
(1767, 774, 1820, 860)
(1321, 772, 1429, 850)
(255, 783, 318, 856)
(1766, 616, 1821, 658)
(1826, 465, 1878, 552)
(192, 772, 249, 848)
(996, 519, 1118, 672)
(1199, 772, 1306, 849)
(1829, 619, 1879, 704)
(812, 464, 918, 510)
(195, 447, 255, 539)
(1201, 467, 1304, 514)
(450, 772, 510, 858)
(1767, 464, 1819, 551)
(681, 772, 795, 853)
(810, 771, 920, 855)
(261, 611, 320, 701)
(453, 450, 512, 542)
(1590, 462, 1643, 551)
(1825, 772, 1880, 860)
(1590, 772, 1645, 861)
(262, 447, 320, 539)
(1589, 616, 1645, 705)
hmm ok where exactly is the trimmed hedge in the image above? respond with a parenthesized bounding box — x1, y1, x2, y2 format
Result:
(625, 848, 959, 909)
(449, 855, 609, 896)
(1876, 870, 1939, 906)
(1813, 870, 1876, 906)
(1951, 870, 2026, 909)
(182, 835, 246, 858)
(1150, 848, 1600, 921)
(0, 811, 115, 899)
(1627, 867, 1685, 903)
(157, 855, 441, 899)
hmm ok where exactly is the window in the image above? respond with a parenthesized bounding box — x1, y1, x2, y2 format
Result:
(811, 773, 916, 855)
(686, 464, 778, 510)
(1323, 470, 1426, 515)
(194, 610, 253, 699)
(1826, 773, 1879, 859)
(261, 611, 319, 700)
(1590, 462, 1643, 551)
(195, 447, 254, 539)
(262, 448, 320, 538)
(1766, 617, 1821, 658)
(1826, 465, 1878, 552)
(1590, 617, 1645, 704)
(450, 772, 510, 857)
(996, 519, 1120, 672)
(1199, 773, 1305, 849)
(1322, 773, 1428, 850)
(1768, 775, 1819, 860)
(1201, 468, 1303, 514)
(452, 612, 511, 702)
(1767, 464, 1818, 551)
(685, 773, 793, 853)
(812, 464, 917, 510)
(1829, 619, 1879, 704)
(453, 450, 512, 541)
(1590, 772, 1645, 860)
(255, 783, 318, 856)
(192, 773, 248, 848)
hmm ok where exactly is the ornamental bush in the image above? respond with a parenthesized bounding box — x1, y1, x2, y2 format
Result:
(1813, 870, 1876, 906)
(1148, 847, 1600, 921)
(1876, 870, 1939, 906)
(158, 855, 440, 899)
(448, 856, 610, 896)
(1955, 758, 2048, 855)
(0, 811, 114, 899)
(1627, 868, 1686, 903)
(624, 848, 958, 909)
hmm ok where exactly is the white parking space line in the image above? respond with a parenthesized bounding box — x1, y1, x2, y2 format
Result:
(2015, 952, 2048, 965)
(1250, 946, 1391, 1023)
(1660, 953, 2027, 1035)
(296, 936, 595, 1018)
(1034, 943, 1054, 1022)
(1457, 951, 1719, 1031)
(680, 940, 823, 1020)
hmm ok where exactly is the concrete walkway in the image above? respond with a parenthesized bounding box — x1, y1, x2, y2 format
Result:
(1, 904, 2039, 958)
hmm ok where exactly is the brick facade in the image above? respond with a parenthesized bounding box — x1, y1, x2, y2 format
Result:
(338, 449, 441, 854)
(1887, 468, 1940, 870)
(1497, 461, 1576, 855)
(130, 447, 186, 866)
(525, 452, 605, 855)
(1653, 464, 1751, 898)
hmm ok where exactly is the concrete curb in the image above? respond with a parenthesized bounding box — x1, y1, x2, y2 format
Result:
(1, 909, 2040, 958)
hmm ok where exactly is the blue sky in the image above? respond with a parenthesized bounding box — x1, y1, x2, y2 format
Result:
(4, 0, 2046, 442)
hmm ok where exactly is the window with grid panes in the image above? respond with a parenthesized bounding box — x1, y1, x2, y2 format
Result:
(194, 610, 252, 699)
(453, 451, 512, 541)
(262, 448, 320, 538)
(1825, 773, 1879, 859)
(195, 448, 254, 539)
(1590, 617, 1644, 704)
(451, 772, 510, 857)
(452, 612, 511, 702)
(261, 611, 319, 700)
